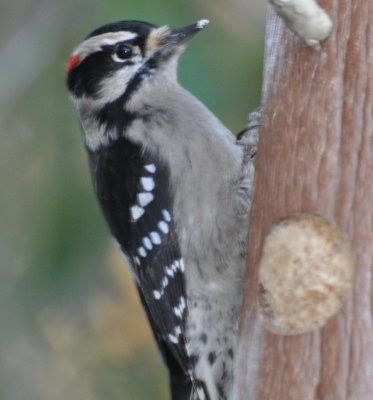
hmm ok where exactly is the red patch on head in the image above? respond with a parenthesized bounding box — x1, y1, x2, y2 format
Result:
(66, 53, 81, 74)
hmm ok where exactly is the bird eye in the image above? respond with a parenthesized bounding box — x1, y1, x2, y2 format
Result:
(113, 44, 133, 61)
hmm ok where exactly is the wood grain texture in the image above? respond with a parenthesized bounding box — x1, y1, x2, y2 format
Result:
(232, 1, 373, 399)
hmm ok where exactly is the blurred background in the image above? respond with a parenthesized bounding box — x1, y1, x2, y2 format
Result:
(0, 0, 265, 399)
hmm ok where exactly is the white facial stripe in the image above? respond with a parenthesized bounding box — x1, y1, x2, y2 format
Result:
(73, 31, 138, 62)
(96, 67, 134, 104)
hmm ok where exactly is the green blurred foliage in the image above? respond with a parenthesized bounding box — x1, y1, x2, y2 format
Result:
(0, 0, 265, 399)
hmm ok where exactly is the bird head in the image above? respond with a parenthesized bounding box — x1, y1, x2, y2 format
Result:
(66, 20, 209, 104)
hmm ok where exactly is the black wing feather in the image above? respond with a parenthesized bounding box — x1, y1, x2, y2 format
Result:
(89, 137, 191, 376)
(137, 286, 194, 400)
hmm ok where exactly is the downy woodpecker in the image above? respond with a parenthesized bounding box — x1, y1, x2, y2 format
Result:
(66, 19, 256, 400)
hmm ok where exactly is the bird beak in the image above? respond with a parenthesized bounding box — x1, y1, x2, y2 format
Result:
(149, 19, 209, 58)
(145, 20, 209, 68)
(168, 19, 210, 46)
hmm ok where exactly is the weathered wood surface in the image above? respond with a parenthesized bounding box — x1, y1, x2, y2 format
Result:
(232, 1, 373, 399)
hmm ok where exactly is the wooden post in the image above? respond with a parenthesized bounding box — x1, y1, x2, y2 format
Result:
(232, 1, 373, 399)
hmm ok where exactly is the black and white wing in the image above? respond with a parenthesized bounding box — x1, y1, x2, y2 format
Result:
(88, 137, 192, 386)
